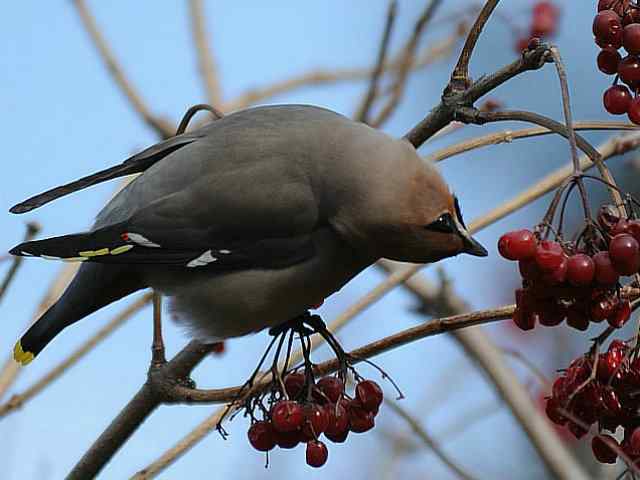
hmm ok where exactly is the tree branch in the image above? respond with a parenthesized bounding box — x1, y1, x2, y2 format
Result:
(426, 121, 638, 163)
(386, 400, 478, 480)
(370, 0, 444, 127)
(450, 0, 500, 88)
(221, 31, 464, 113)
(72, 0, 174, 138)
(0, 293, 152, 419)
(354, 1, 397, 123)
(403, 42, 552, 149)
(188, 0, 222, 106)
(67, 340, 214, 479)
(0, 222, 40, 304)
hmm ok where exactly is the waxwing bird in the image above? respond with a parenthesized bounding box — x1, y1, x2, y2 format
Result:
(9, 105, 487, 365)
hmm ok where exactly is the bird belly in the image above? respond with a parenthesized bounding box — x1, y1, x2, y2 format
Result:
(147, 230, 371, 342)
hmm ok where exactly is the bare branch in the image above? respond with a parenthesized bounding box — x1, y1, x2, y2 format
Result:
(188, 0, 223, 106)
(67, 341, 213, 479)
(450, 0, 500, 88)
(371, 0, 444, 127)
(156, 305, 517, 405)
(386, 400, 478, 480)
(426, 121, 638, 163)
(72, 0, 174, 138)
(0, 293, 152, 419)
(354, 1, 397, 123)
(222, 32, 464, 113)
(151, 292, 166, 367)
(0, 222, 40, 304)
(403, 43, 552, 148)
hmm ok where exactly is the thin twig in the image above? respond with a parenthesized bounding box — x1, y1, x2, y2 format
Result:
(151, 292, 166, 367)
(0, 222, 40, 304)
(354, 1, 397, 123)
(72, 0, 174, 138)
(221, 32, 464, 113)
(0, 293, 152, 419)
(386, 400, 478, 480)
(426, 122, 639, 163)
(149, 306, 516, 404)
(450, 0, 500, 88)
(188, 0, 222, 106)
(371, 0, 444, 127)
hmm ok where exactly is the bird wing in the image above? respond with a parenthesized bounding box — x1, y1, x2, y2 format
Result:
(9, 132, 202, 214)
(10, 220, 315, 270)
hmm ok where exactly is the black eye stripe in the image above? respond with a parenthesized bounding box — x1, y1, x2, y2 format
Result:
(425, 213, 454, 233)
(454, 196, 467, 229)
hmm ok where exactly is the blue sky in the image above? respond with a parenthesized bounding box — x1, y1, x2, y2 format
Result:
(0, 1, 627, 479)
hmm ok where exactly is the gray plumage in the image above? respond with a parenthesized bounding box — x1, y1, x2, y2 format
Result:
(10, 105, 486, 363)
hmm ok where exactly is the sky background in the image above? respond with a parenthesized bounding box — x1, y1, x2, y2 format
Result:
(0, 1, 635, 479)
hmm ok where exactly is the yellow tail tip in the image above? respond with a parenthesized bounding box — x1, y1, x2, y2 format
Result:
(13, 341, 34, 366)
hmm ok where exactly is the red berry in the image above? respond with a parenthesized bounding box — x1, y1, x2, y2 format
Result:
(518, 259, 542, 281)
(535, 240, 565, 271)
(623, 8, 640, 26)
(324, 402, 350, 440)
(591, 294, 619, 322)
(593, 251, 620, 284)
(514, 36, 531, 53)
(597, 352, 621, 382)
(306, 440, 328, 468)
(301, 404, 329, 439)
(247, 421, 276, 452)
(619, 54, 640, 86)
(537, 300, 566, 327)
(316, 377, 344, 404)
(348, 400, 375, 433)
(566, 305, 590, 331)
(271, 400, 304, 432)
(609, 233, 640, 274)
(533, 1, 559, 19)
(566, 254, 595, 286)
(545, 397, 566, 425)
(355, 380, 384, 412)
(602, 387, 622, 416)
(598, 47, 623, 74)
(627, 219, 640, 243)
(603, 84, 632, 114)
(609, 299, 631, 328)
(624, 23, 640, 54)
(612, 219, 631, 235)
(531, 12, 557, 37)
(274, 429, 300, 449)
(593, 10, 623, 47)
(498, 229, 537, 260)
(513, 304, 536, 331)
(629, 96, 640, 125)
(592, 435, 619, 464)
(630, 428, 640, 454)
(540, 256, 568, 285)
(284, 373, 305, 399)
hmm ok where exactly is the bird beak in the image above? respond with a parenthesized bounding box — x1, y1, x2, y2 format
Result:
(454, 217, 488, 257)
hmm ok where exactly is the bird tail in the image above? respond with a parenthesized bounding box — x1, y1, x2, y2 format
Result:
(14, 262, 144, 365)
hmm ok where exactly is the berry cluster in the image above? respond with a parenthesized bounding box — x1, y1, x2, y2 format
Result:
(498, 209, 636, 331)
(594, 1, 640, 124)
(515, 1, 560, 53)
(546, 340, 640, 464)
(246, 374, 383, 468)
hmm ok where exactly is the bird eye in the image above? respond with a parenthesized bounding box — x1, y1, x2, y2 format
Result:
(425, 213, 454, 233)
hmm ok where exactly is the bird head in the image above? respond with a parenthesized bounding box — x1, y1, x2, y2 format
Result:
(330, 136, 487, 264)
